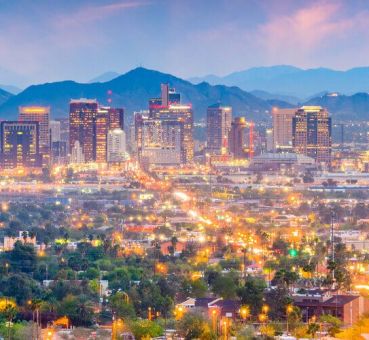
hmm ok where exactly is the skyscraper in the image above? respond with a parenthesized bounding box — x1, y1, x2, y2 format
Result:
(228, 117, 248, 159)
(19, 106, 50, 160)
(206, 104, 232, 154)
(0, 121, 41, 168)
(292, 106, 332, 164)
(95, 108, 109, 163)
(50, 120, 61, 143)
(69, 99, 98, 163)
(272, 107, 297, 151)
(107, 107, 124, 130)
(107, 129, 127, 162)
(136, 85, 193, 166)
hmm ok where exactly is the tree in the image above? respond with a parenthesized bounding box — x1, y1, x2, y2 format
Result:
(307, 322, 320, 338)
(9, 241, 37, 273)
(57, 294, 94, 327)
(272, 269, 299, 289)
(264, 287, 294, 320)
(1, 273, 39, 305)
(211, 274, 238, 299)
(129, 319, 163, 339)
(109, 292, 135, 319)
(319, 314, 342, 337)
(237, 276, 266, 315)
(177, 311, 214, 340)
(190, 279, 208, 298)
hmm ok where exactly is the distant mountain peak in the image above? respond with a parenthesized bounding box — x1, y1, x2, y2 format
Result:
(88, 71, 120, 83)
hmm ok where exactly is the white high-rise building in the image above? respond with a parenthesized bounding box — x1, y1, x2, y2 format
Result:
(107, 129, 127, 162)
(50, 120, 61, 142)
(70, 141, 85, 164)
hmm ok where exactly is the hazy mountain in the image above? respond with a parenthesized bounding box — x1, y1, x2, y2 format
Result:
(88, 71, 120, 83)
(0, 84, 21, 94)
(192, 65, 369, 98)
(304, 92, 369, 120)
(188, 74, 223, 85)
(0, 67, 282, 121)
(250, 90, 302, 105)
(0, 88, 13, 106)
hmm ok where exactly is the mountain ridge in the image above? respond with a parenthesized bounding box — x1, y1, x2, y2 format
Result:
(0, 67, 277, 121)
(190, 65, 369, 97)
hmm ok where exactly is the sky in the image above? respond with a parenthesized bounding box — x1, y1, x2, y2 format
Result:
(1, 0, 369, 87)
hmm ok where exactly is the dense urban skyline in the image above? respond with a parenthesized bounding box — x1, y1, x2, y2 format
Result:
(2, 0, 369, 86)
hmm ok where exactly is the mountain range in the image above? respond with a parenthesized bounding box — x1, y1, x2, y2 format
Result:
(189, 65, 369, 98)
(0, 66, 368, 121)
(0, 88, 13, 106)
(0, 67, 281, 121)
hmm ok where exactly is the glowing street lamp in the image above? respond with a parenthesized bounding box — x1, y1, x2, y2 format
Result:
(240, 305, 250, 321)
(286, 304, 293, 334)
(258, 313, 267, 323)
(174, 305, 184, 320)
(262, 304, 269, 314)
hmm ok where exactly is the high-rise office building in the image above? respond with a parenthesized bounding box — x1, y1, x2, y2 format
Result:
(206, 104, 232, 154)
(149, 84, 181, 116)
(292, 106, 332, 164)
(107, 129, 127, 162)
(95, 108, 109, 163)
(272, 108, 297, 150)
(69, 99, 124, 163)
(69, 99, 98, 162)
(50, 120, 61, 142)
(19, 106, 50, 159)
(136, 85, 193, 166)
(107, 107, 124, 130)
(228, 117, 248, 159)
(0, 121, 41, 168)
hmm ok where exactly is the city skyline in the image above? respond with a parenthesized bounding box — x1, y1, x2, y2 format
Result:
(2, 0, 369, 87)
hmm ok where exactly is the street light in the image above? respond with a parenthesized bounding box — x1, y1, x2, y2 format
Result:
(211, 309, 218, 333)
(286, 304, 293, 334)
(148, 306, 152, 321)
(240, 305, 250, 321)
(262, 304, 269, 314)
(222, 318, 229, 340)
(258, 313, 267, 323)
(174, 305, 184, 320)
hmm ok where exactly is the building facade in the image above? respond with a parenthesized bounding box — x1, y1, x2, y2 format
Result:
(206, 104, 232, 154)
(228, 117, 248, 159)
(0, 121, 41, 168)
(69, 99, 98, 162)
(272, 107, 297, 151)
(292, 106, 332, 164)
(19, 106, 50, 164)
(107, 129, 127, 162)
